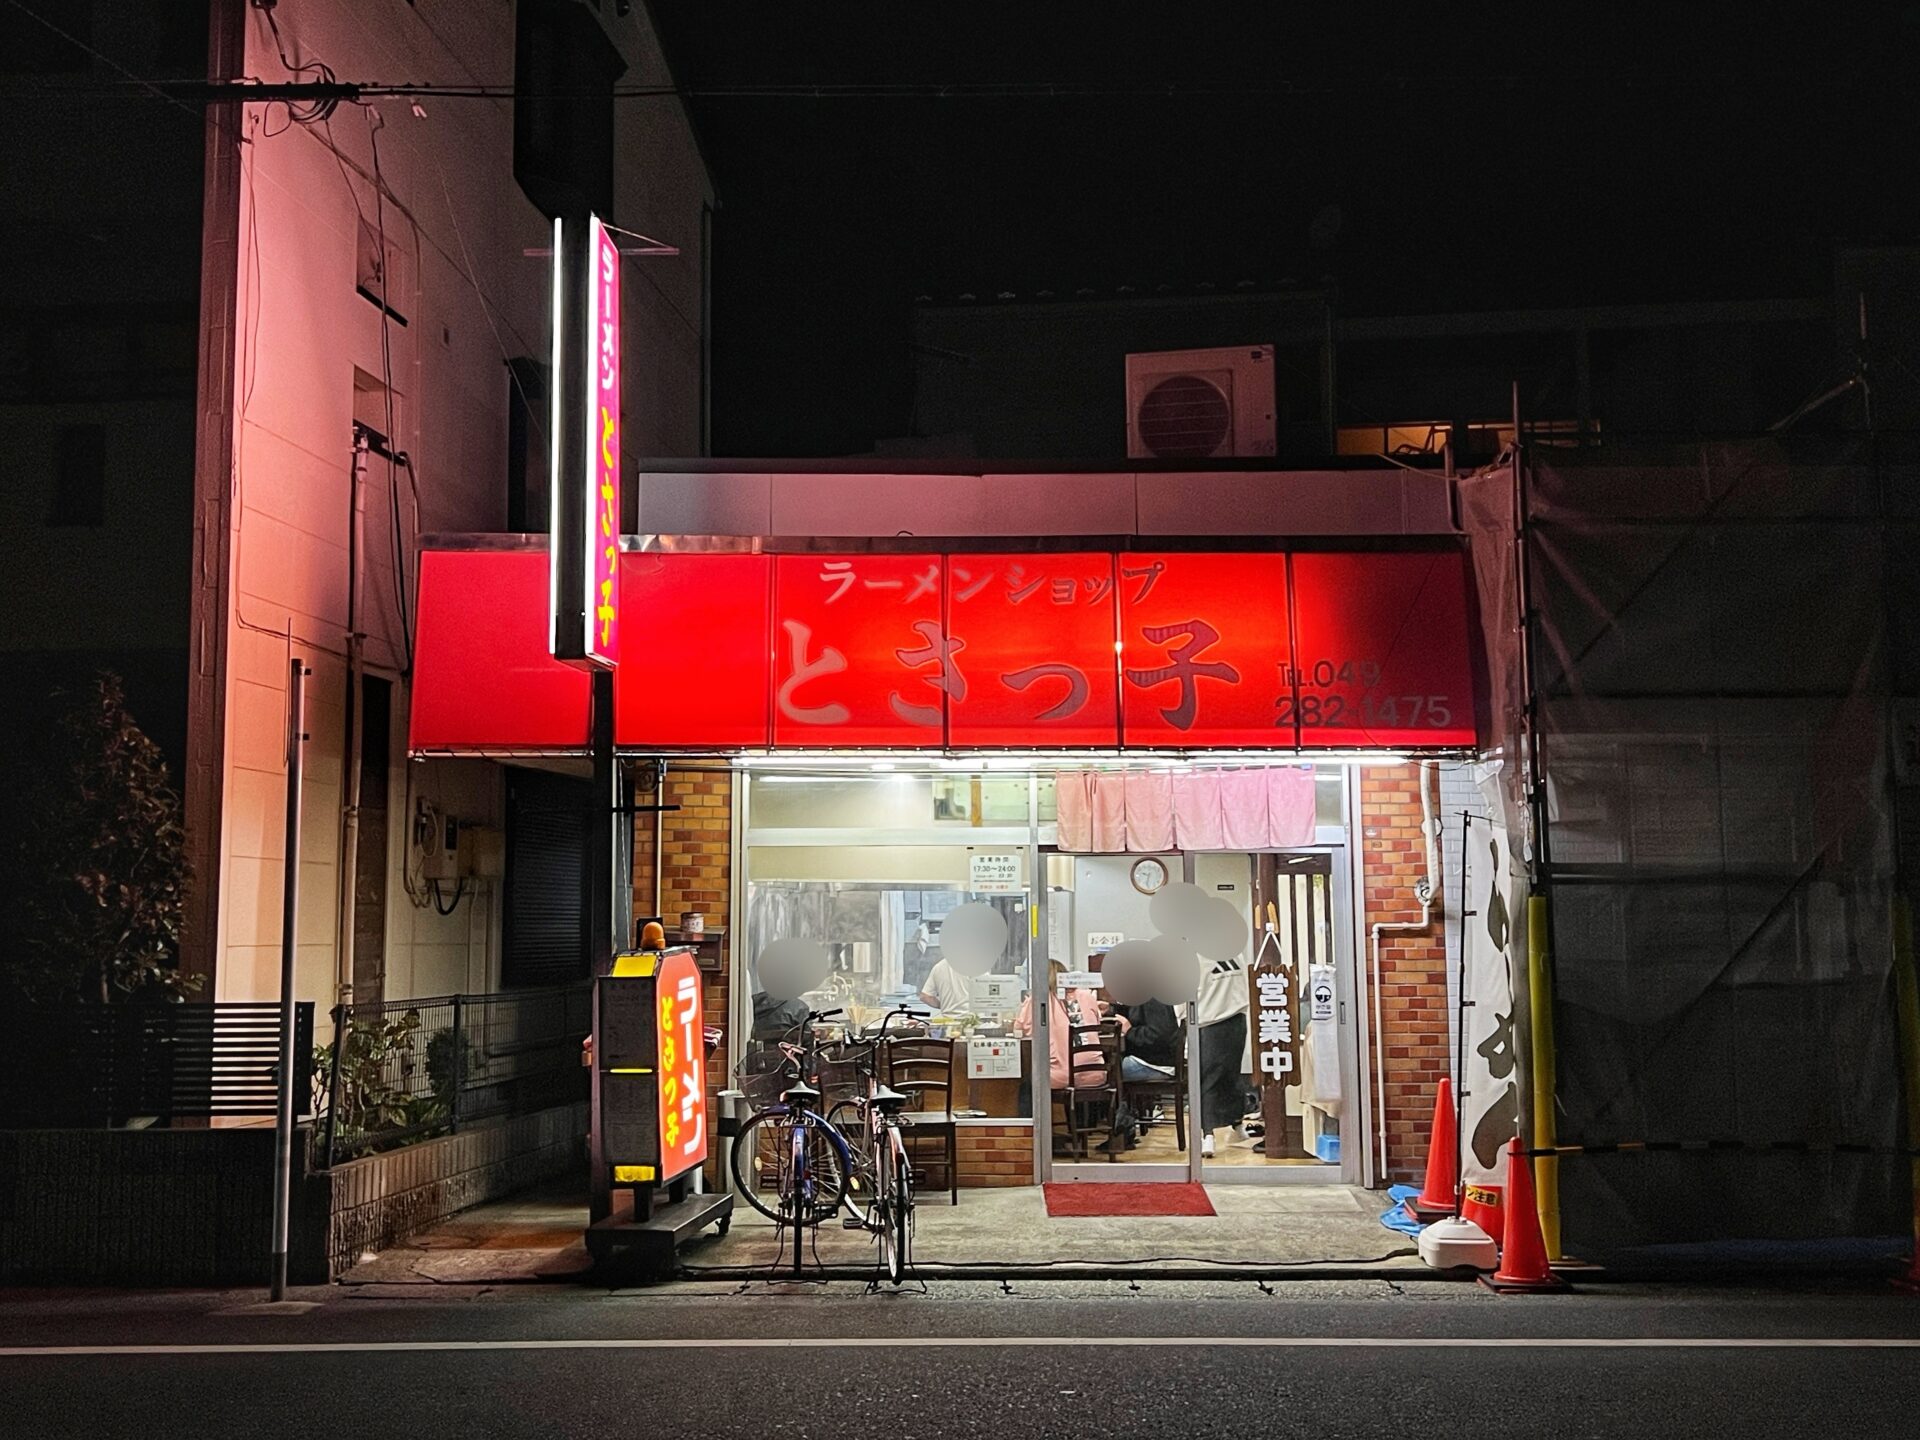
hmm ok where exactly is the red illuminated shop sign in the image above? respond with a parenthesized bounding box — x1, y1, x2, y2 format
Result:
(410, 546, 1477, 752)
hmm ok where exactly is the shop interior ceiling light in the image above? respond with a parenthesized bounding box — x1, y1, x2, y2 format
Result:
(730, 748, 1420, 771)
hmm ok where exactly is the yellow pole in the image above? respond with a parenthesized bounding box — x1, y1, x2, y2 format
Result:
(1892, 898, 1920, 1273)
(1528, 894, 1561, 1260)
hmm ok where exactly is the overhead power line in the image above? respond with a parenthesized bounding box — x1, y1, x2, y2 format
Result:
(12, 70, 1899, 107)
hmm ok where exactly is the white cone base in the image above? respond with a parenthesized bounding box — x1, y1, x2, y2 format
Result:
(1418, 1216, 1499, 1272)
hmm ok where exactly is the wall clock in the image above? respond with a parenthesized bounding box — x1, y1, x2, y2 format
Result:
(1129, 856, 1169, 895)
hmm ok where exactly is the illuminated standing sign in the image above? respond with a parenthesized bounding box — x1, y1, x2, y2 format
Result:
(548, 213, 621, 668)
(585, 215, 621, 665)
(654, 950, 706, 1181)
(597, 947, 708, 1188)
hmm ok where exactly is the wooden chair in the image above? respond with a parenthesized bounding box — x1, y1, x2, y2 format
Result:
(1051, 1023, 1121, 1161)
(1119, 1021, 1188, 1152)
(885, 1036, 959, 1204)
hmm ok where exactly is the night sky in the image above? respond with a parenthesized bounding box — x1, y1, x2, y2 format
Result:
(647, 3, 1919, 457)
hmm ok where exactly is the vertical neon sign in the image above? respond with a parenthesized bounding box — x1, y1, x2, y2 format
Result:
(547, 215, 566, 655)
(585, 215, 621, 666)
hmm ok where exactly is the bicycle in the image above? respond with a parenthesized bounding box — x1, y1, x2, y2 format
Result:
(825, 1004, 929, 1285)
(728, 1007, 855, 1277)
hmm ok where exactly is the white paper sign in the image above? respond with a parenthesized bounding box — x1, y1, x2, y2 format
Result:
(967, 1036, 1022, 1079)
(1086, 931, 1125, 952)
(1308, 965, 1336, 1023)
(1057, 969, 1103, 991)
(969, 975, 1019, 1013)
(969, 852, 1021, 893)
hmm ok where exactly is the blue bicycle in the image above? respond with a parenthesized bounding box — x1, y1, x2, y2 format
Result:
(729, 1008, 854, 1276)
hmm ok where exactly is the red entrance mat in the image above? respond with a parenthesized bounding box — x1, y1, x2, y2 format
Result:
(1043, 1182, 1216, 1218)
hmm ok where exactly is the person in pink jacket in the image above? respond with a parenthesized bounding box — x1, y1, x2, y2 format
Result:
(1014, 960, 1126, 1089)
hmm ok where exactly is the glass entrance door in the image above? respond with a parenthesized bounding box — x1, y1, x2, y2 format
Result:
(1044, 850, 1190, 1182)
(1198, 849, 1352, 1184)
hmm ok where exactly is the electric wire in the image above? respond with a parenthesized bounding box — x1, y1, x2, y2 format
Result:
(260, 5, 343, 126)
(27, 68, 1898, 106)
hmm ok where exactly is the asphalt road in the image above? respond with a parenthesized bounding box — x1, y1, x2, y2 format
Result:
(4, 1280, 1917, 1439)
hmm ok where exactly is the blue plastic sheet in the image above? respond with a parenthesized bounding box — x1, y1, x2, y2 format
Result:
(1379, 1183, 1423, 1238)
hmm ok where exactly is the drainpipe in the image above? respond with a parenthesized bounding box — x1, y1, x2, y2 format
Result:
(1370, 760, 1439, 1182)
(653, 759, 667, 921)
(336, 431, 370, 1015)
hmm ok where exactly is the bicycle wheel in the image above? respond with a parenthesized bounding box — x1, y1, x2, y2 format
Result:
(884, 1130, 913, 1284)
(825, 1099, 877, 1225)
(730, 1109, 848, 1226)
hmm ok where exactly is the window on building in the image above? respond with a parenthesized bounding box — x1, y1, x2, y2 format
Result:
(352, 366, 398, 451)
(502, 767, 591, 986)
(355, 218, 410, 326)
(505, 356, 552, 533)
(48, 424, 106, 527)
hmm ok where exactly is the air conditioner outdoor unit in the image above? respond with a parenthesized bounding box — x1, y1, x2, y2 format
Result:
(1125, 344, 1277, 459)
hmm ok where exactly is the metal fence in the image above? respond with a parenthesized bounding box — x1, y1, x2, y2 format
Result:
(318, 984, 589, 1166)
(0, 1002, 313, 1128)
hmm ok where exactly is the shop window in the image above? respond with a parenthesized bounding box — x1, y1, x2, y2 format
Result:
(741, 846, 1035, 1122)
(1315, 767, 1346, 828)
(47, 425, 106, 527)
(747, 772, 1045, 831)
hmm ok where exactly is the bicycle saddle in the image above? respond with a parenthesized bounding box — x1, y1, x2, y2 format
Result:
(782, 1081, 821, 1104)
(870, 1085, 910, 1109)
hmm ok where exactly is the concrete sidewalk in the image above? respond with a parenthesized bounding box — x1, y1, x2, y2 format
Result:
(342, 1180, 1418, 1285)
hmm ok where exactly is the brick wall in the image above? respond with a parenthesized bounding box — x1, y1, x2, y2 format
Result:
(632, 762, 734, 1182)
(955, 1124, 1035, 1186)
(1359, 763, 1449, 1183)
(322, 1103, 586, 1278)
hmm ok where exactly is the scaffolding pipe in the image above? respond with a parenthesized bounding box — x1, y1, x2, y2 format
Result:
(1528, 894, 1562, 1260)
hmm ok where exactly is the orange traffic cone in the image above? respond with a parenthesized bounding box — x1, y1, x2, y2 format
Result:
(1403, 1078, 1459, 1223)
(1479, 1137, 1569, 1293)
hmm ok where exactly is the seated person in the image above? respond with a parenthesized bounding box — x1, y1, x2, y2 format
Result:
(1117, 997, 1181, 1084)
(750, 988, 811, 1043)
(1013, 959, 1126, 1090)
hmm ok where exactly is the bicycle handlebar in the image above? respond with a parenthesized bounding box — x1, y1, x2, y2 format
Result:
(850, 1003, 932, 1047)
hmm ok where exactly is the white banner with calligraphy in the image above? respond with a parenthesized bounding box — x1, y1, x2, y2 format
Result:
(1460, 771, 1526, 1188)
